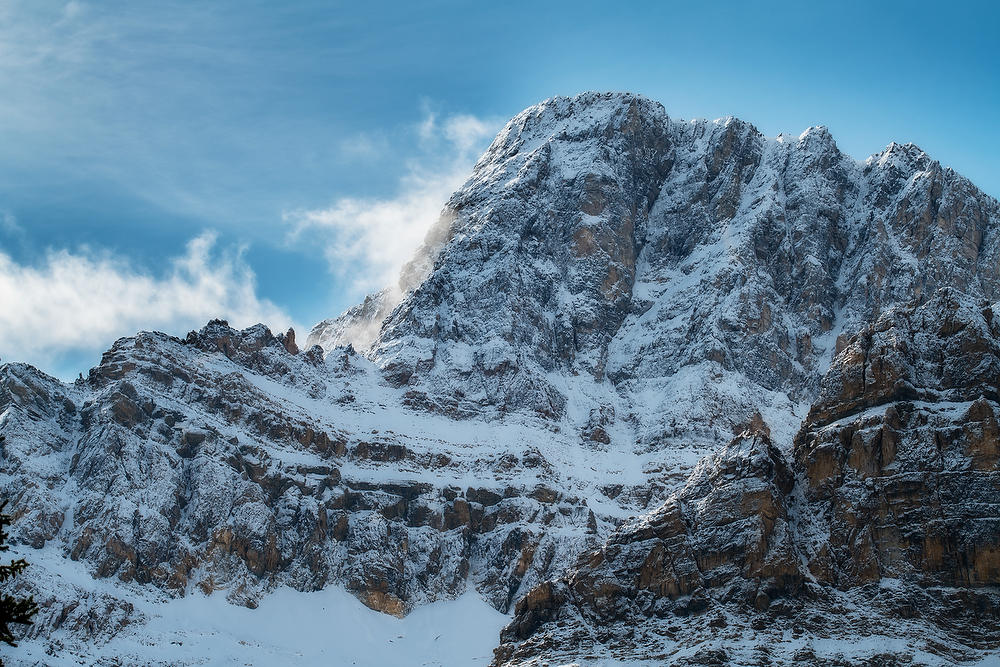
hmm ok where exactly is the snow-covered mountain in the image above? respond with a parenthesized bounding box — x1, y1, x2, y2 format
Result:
(3, 92, 1000, 665)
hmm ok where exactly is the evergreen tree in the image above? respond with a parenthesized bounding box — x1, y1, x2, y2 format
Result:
(1, 439, 39, 653)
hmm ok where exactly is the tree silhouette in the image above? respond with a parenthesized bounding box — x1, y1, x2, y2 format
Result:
(1, 439, 39, 653)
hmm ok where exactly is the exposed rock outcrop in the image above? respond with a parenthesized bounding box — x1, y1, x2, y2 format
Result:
(2, 322, 604, 628)
(2, 92, 1000, 665)
(495, 290, 1000, 665)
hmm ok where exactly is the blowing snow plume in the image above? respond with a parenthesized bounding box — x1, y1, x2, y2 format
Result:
(289, 109, 498, 352)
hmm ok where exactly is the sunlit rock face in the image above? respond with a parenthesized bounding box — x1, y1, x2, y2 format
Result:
(3, 92, 1000, 664)
(340, 92, 1000, 451)
(795, 290, 1000, 591)
(496, 290, 1000, 665)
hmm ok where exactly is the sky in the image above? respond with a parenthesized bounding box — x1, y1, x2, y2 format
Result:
(0, 0, 998, 379)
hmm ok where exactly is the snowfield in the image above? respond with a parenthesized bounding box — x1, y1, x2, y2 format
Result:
(7, 546, 508, 666)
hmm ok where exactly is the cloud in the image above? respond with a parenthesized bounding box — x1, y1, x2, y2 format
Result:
(338, 132, 390, 161)
(62, 1, 83, 20)
(0, 212, 23, 236)
(284, 109, 500, 298)
(0, 1, 322, 227)
(0, 232, 294, 374)
(441, 114, 497, 154)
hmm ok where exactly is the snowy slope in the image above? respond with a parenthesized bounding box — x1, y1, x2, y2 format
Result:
(3, 92, 1000, 666)
(496, 290, 1000, 665)
(7, 544, 507, 666)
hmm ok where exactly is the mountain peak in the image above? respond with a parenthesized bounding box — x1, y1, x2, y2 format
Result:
(867, 139, 932, 172)
(299, 93, 1000, 445)
(7, 91, 1000, 666)
(477, 92, 667, 166)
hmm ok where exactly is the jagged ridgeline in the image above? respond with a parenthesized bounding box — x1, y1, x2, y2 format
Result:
(2, 92, 999, 665)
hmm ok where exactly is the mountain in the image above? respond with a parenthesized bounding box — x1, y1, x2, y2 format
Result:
(496, 290, 1000, 665)
(3, 92, 999, 665)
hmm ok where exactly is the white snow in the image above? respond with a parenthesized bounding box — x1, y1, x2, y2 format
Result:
(8, 547, 508, 667)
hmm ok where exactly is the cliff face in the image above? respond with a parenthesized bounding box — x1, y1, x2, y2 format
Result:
(795, 290, 1000, 591)
(361, 93, 1000, 446)
(2, 322, 605, 642)
(496, 290, 1000, 665)
(3, 92, 1000, 665)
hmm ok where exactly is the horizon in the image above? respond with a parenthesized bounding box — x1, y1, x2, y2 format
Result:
(1, 0, 998, 380)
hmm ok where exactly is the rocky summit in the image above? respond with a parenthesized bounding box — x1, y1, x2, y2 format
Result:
(3, 92, 1000, 665)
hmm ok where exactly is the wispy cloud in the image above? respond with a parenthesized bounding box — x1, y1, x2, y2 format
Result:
(437, 114, 497, 155)
(0, 212, 23, 236)
(337, 132, 390, 161)
(0, 232, 293, 374)
(0, 1, 362, 227)
(284, 109, 500, 298)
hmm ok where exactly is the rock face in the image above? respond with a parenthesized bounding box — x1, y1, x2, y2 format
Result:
(496, 290, 1000, 665)
(795, 290, 1000, 591)
(2, 322, 602, 634)
(361, 92, 1000, 447)
(2, 92, 1000, 664)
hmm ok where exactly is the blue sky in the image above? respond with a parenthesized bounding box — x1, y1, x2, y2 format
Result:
(1, 0, 998, 379)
